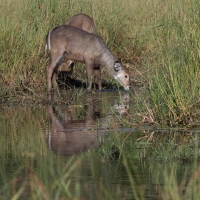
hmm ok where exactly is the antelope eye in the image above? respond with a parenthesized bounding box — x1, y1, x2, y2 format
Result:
(125, 75, 128, 78)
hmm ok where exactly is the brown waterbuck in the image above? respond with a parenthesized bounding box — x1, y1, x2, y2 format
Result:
(46, 25, 131, 92)
(59, 13, 95, 72)
(65, 13, 94, 33)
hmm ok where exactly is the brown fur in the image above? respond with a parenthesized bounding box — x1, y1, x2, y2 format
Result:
(59, 14, 95, 72)
(46, 25, 130, 93)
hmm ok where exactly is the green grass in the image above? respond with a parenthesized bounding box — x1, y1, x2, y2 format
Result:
(1, 0, 200, 125)
(147, 1, 200, 125)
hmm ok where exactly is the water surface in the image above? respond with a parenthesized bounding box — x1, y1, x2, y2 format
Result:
(0, 90, 198, 199)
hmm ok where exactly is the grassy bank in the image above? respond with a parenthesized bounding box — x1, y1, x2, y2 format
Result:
(1, 0, 200, 126)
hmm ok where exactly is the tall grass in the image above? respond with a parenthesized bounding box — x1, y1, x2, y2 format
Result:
(1, 0, 200, 125)
(146, 1, 200, 125)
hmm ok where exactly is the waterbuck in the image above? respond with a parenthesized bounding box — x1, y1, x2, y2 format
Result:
(59, 13, 95, 72)
(46, 25, 130, 93)
(65, 13, 94, 33)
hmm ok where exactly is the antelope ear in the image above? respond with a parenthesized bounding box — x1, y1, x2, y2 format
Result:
(114, 61, 122, 72)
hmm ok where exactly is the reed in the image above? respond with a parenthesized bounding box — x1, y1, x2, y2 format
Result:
(146, 0, 200, 126)
(1, 0, 200, 124)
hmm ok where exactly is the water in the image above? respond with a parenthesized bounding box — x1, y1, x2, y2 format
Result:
(0, 90, 198, 199)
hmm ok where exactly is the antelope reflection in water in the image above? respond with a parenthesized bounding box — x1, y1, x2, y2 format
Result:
(46, 92, 130, 156)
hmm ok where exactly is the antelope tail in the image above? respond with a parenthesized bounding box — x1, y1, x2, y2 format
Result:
(44, 30, 52, 55)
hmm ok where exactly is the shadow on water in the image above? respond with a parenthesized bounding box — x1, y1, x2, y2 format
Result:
(0, 89, 200, 199)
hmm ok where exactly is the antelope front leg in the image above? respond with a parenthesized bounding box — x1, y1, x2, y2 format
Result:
(47, 65, 54, 94)
(47, 59, 59, 94)
(94, 65, 102, 91)
(52, 72, 58, 91)
(85, 62, 94, 90)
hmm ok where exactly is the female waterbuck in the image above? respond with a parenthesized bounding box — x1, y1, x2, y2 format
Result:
(65, 13, 94, 33)
(59, 13, 95, 72)
(46, 25, 130, 92)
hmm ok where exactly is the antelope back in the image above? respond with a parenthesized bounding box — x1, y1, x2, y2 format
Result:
(65, 13, 94, 33)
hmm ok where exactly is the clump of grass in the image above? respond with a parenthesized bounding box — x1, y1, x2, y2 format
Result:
(146, 0, 200, 126)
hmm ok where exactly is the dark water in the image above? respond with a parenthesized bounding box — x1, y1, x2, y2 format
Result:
(0, 90, 198, 199)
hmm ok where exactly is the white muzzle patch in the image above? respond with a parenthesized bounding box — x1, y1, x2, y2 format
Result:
(113, 72, 130, 90)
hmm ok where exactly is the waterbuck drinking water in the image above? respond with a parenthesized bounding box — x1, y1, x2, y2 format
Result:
(46, 25, 130, 93)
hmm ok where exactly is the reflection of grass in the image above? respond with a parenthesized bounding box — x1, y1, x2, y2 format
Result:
(1, 104, 200, 199)
(0, 105, 82, 199)
(98, 131, 200, 200)
(162, 167, 200, 200)
(97, 130, 199, 161)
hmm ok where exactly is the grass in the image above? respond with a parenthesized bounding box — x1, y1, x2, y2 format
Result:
(147, 4, 200, 125)
(1, 1, 200, 197)
(1, 0, 200, 126)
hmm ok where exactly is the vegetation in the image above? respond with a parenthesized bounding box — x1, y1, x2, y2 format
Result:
(1, 1, 200, 198)
(0, 96, 200, 199)
(1, 0, 200, 126)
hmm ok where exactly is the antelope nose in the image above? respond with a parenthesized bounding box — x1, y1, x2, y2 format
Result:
(124, 86, 131, 91)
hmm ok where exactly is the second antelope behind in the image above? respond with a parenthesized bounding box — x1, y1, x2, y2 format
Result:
(58, 13, 95, 72)
(46, 25, 131, 93)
